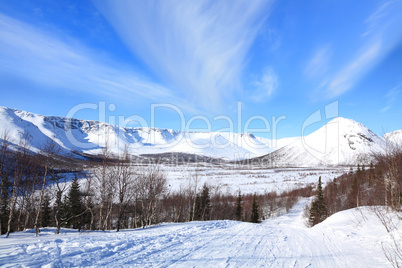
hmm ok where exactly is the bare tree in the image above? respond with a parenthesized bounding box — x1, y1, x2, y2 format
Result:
(6, 131, 32, 237)
(371, 207, 402, 267)
(95, 141, 111, 231)
(53, 177, 68, 234)
(115, 146, 136, 232)
(34, 138, 59, 236)
(373, 141, 402, 211)
(137, 165, 167, 228)
(187, 169, 200, 222)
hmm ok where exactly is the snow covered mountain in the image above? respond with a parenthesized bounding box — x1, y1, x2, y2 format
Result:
(384, 130, 402, 146)
(0, 106, 275, 160)
(256, 117, 387, 166)
(0, 106, 397, 165)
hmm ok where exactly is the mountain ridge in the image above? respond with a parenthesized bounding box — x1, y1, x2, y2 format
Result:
(0, 106, 399, 165)
(0, 106, 276, 160)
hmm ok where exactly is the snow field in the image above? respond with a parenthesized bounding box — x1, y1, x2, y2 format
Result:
(159, 164, 347, 195)
(0, 199, 397, 267)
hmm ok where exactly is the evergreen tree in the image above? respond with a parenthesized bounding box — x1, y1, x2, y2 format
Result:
(194, 184, 211, 221)
(357, 164, 361, 173)
(193, 193, 201, 220)
(349, 177, 359, 208)
(41, 194, 52, 227)
(349, 167, 354, 175)
(0, 175, 10, 234)
(250, 194, 260, 223)
(201, 184, 211, 220)
(65, 176, 85, 229)
(235, 191, 243, 221)
(309, 177, 327, 226)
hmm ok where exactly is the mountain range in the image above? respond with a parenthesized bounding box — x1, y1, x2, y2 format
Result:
(0, 106, 400, 166)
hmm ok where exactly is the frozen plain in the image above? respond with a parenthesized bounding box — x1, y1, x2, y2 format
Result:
(0, 198, 399, 267)
(150, 163, 347, 195)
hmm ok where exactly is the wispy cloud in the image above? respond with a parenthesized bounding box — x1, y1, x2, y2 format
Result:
(250, 67, 278, 102)
(382, 84, 401, 112)
(304, 46, 332, 80)
(93, 0, 272, 111)
(363, 1, 392, 37)
(327, 41, 382, 97)
(0, 13, 184, 107)
(322, 1, 402, 98)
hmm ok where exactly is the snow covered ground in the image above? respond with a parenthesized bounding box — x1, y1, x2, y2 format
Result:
(1, 199, 399, 267)
(157, 164, 347, 195)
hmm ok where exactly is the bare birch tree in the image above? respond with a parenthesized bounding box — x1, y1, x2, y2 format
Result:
(34, 138, 59, 236)
(115, 146, 136, 232)
(6, 131, 32, 237)
(137, 165, 167, 228)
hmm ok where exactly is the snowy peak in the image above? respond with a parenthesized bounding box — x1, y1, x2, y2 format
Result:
(314, 117, 384, 150)
(258, 117, 387, 166)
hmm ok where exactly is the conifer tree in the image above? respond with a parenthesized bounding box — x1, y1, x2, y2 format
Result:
(200, 184, 211, 220)
(0, 175, 10, 234)
(65, 176, 85, 229)
(251, 194, 260, 223)
(41, 194, 52, 227)
(309, 177, 327, 226)
(193, 193, 201, 221)
(350, 177, 359, 208)
(235, 191, 243, 221)
(194, 184, 211, 221)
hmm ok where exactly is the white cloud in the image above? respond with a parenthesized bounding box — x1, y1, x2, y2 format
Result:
(0, 13, 185, 106)
(92, 0, 272, 111)
(327, 41, 382, 97)
(316, 1, 402, 98)
(382, 84, 401, 112)
(304, 46, 332, 80)
(250, 67, 278, 102)
(363, 1, 392, 37)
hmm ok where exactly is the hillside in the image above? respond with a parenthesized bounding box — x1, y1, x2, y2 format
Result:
(254, 117, 386, 166)
(385, 130, 402, 145)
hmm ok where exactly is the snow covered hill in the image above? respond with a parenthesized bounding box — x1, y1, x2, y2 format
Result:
(385, 130, 402, 146)
(0, 199, 398, 267)
(256, 117, 386, 166)
(0, 106, 275, 160)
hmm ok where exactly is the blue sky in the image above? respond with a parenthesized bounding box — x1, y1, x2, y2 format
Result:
(0, 0, 401, 139)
